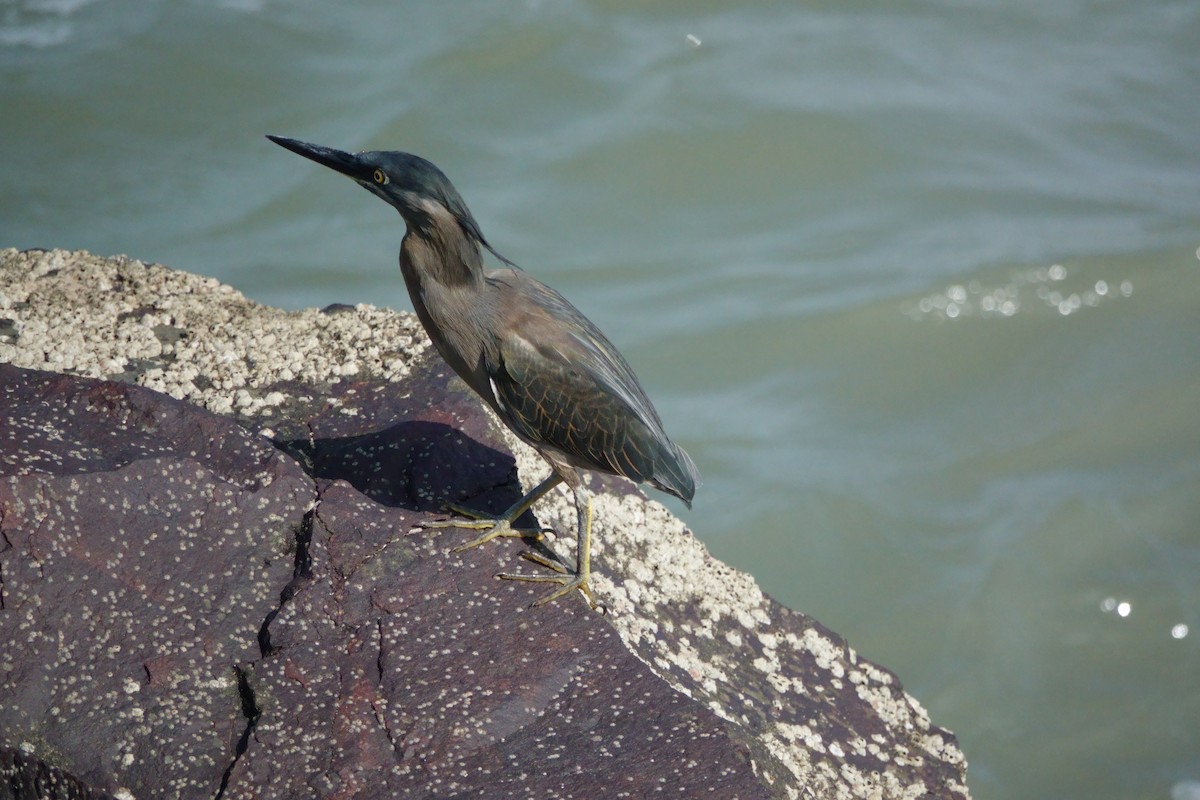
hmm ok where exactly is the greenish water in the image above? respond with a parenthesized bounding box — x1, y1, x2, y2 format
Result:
(3, 1, 1199, 797)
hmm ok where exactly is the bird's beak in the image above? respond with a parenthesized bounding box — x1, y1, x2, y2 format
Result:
(267, 135, 370, 182)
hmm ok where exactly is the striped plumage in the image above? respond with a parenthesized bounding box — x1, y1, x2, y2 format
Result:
(482, 267, 698, 506)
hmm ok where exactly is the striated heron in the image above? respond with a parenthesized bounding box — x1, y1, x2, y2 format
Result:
(268, 135, 699, 608)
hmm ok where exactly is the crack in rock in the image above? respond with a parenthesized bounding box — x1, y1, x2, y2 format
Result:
(258, 503, 318, 657)
(215, 665, 262, 800)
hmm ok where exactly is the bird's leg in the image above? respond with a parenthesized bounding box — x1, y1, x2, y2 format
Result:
(498, 483, 597, 609)
(425, 474, 563, 552)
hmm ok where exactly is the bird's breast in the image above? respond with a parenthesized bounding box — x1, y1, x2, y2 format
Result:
(401, 261, 497, 404)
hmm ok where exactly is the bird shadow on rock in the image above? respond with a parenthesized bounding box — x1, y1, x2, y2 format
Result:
(265, 356, 563, 564)
(271, 420, 574, 579)
(274, 419, 542, 528)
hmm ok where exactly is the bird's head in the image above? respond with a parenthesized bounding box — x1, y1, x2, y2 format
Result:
(267, 135, 512, 265)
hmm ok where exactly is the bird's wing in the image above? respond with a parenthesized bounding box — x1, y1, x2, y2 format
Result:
(483, 269, 698, 503)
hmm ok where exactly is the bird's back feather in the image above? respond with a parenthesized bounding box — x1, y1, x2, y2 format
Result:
(484, 269, 699, 505)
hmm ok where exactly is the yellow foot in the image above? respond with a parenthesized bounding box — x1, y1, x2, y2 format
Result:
(423, 475, 565, 552)
(423, 503, 551, 551)
(498, 558, 597, 609)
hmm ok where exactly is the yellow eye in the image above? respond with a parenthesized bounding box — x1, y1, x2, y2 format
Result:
(373, 169, 389, 185)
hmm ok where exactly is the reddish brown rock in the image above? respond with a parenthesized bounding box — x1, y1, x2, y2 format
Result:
(0, 747, 115, 800)
(0, 363, 771, 799)
(0, 249, 970, 799)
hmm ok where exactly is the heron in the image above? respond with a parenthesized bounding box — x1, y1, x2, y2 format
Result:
(268, 135, 699, 608)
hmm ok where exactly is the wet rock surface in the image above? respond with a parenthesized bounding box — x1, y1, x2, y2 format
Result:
(0, 249, 970, 799)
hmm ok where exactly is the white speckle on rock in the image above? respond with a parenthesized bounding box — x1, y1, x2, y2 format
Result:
(0, 249, 428, 418)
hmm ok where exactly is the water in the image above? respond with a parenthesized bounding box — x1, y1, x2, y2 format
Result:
(3, 1, 1199, 797)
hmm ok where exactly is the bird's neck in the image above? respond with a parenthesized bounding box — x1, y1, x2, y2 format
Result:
(400, 225, 485, 290)
(398, 227, 491, 392)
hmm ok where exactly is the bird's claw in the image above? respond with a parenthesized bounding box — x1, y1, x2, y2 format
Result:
(440, 501, 490, 520)
(422, 502, 551, 550)
(517, 549, 570, 574)
(498, 569, 597, 609)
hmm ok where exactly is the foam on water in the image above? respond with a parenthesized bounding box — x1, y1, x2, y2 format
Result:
(0, 0, 101, 47)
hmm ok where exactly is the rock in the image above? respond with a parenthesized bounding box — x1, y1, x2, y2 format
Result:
(0, 248, 971, 799)
(0, 746, 117, 800)
(0, 364, 312, 797)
